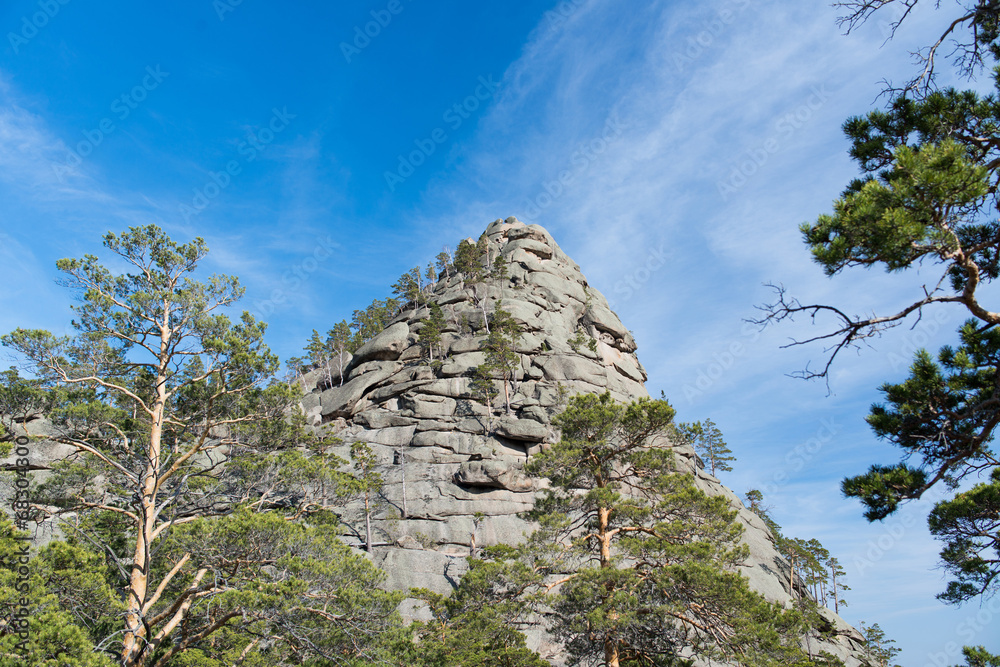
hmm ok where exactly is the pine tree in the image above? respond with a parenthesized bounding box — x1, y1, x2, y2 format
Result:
(480, 301, 523, 415)
(392, 266, 423, 307)
(420, 301, 447, 362)
(472, 392, 827, 667)
(435, 247, 453, 280)
(325, 318, 354, 386)
(951, 646, 1000, 667)
(351, 442, 384, 553)
(679, 418, 735, 476)
(755, 1, 1000, 612)
(859, 622, 901, 667)
(0, 226, 403, 666)
(827, 556, 849, 614)
(304, 328, 332, 386)
(471, 364, 499, 434)
(453, 238, 484, 279)
(351, 297, 400, 346)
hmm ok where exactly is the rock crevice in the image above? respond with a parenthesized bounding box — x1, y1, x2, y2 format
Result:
(299, 217, 869, 666)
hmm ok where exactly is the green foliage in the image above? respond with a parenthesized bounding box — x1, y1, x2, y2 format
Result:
(743, 490, 850, 614)
(399, 566, 548, 667)
(929, 467, 1000, 602)
(325, 318, 355, 385)
(0, 518, 116, 667)
(351, 297, 400, 346)
(566, 326, 597, 355)
(678, 418, 735, 476)
(392, 266, 424, 306)
(841, 320, 1000, 602)
(152, 508, 405, 665)
(951, 646, 1000, 667)
(479, 301, 523, 415)
(802, 140, 989, 276)
(858, 622, 901, 667)
(420, 301, 447, 362)
(454, 238, 485, 280)
(494, 392, 826, 666)
(435, 248, 452, 279)
(0, 368, 53, 448)
(761, 2, 1000, 616)
(0, 225, 401, 666)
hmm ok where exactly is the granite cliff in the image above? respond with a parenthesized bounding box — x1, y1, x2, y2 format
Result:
(296, 217, 872, 665)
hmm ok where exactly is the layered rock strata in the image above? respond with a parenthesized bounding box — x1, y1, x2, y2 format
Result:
(297, 218, 871, 665)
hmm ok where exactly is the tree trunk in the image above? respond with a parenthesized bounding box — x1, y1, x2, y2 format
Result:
(400, 450, 408, 519)
(122, 317, 170, 667)
(364, 491, 373, 553)
(831, 568, 839, 614)
(605, 640, 621, 667)
(598, 505, 619, 666)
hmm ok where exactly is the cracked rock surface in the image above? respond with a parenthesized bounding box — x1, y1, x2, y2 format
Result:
(298, 218, 872, 666)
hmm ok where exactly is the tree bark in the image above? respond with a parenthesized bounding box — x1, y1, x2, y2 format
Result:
(122, 310, 171, 667)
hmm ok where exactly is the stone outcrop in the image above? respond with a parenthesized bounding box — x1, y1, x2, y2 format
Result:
(297, 217, 872, 666)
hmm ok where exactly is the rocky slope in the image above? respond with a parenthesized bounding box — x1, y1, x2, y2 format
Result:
(298, 217, 872, 665)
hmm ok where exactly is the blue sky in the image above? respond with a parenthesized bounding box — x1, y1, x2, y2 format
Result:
(2, 0, 998, 662)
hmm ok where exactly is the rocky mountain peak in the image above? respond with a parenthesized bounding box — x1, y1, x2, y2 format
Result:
(293, 217, 872, 665)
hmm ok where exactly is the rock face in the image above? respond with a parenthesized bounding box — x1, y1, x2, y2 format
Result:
(300, 218, 872, 665)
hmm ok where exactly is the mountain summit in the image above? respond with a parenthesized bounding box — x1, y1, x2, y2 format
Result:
(297, 217, 871, 665)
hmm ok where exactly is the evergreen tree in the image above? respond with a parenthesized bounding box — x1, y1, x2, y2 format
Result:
(454, 238, 484, 279)
(435, 247, 453, 280)
(425, 262, 438, 288)
(0, 518, 117, 666)
(755, 1, 1000, 612)
(678, 418, 735, 476)
(827, 556, 849, 614)
(326, 318, 354, 386)
(351, 442, 384, 553)
(454, 237, 496, 331)
(0, 368, 53, 445)
(351, 297, 400, 346)
(392, 266, 423, 307)
(397, 558, 548, 667)
(480, 301, 523, 415)
(474, 392, 829, 667)
(304, 328, 332, 386)
(951, 646, 1000, 667)
(859, 622, 901, 667)
(420, 301, 447, 362)
(0, 226, 402, 666)
(471, 364, 500, 434)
